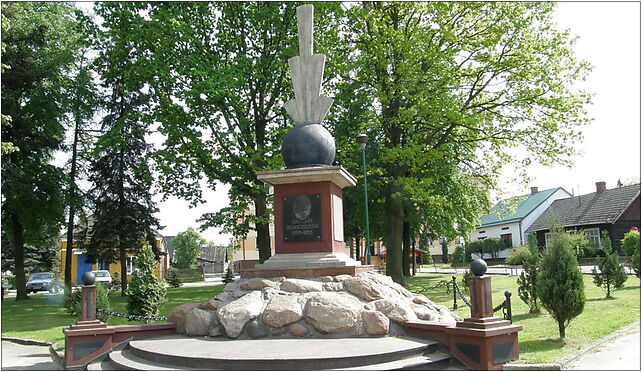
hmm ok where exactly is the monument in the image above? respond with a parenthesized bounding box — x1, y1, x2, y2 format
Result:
(241, 4, 374, 278)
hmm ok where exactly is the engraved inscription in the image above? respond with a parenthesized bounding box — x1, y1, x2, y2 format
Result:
(283, 194, 322, 242)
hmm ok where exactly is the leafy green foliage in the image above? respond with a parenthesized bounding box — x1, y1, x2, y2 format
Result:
(568, 231, 595, 258)
(441, 240, 449, 264)
(173, 228, 206, 270)
(126, 239, 167, 321)
(1, 2, 85, 300)
(537, 231, 586, 338)
(450, 245, 466, 267)
(466, 240, 484, 258)
(63, 284, 111, 323)
(165, 268, 182, 288)
(592, 236, 627, 298)
(506, 246, 532, 265)
(482, 238, 504, 259)
(110, 272, 121, 292)
(621, 231, 640, 278)
(422, 253, 433, 265)
(222, 266, 235, 284)
(517, 249, 541, 313)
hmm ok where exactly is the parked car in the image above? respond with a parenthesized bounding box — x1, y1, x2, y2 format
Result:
(90, 270, 112, 284)
(25, 272, 61, 293)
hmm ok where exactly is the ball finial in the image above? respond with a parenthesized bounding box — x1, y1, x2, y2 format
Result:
(470, 258, 487, 276)
(81, 271, 96, 286)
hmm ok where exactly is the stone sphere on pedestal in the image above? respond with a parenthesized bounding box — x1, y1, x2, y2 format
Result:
(282, 123, 335, 168)
(470, 258, 487, 276)
(82, 271, 96, 286)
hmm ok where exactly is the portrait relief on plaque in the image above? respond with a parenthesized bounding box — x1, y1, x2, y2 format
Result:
(283, 194, 322, 242)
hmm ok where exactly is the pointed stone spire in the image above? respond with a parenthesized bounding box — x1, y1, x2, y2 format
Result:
(283, 4, 334, 126)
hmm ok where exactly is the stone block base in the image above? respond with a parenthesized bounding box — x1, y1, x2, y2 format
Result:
(240, 264, 376, 279)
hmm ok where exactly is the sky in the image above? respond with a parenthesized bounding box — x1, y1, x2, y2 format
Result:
(62, 2, 641, 245)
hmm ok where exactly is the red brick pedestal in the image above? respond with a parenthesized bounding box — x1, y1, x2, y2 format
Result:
(243, 166, 374, 278)
(406, 275, 522, 370)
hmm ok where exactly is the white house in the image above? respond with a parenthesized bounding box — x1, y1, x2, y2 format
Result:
(470, 187, 572, 257)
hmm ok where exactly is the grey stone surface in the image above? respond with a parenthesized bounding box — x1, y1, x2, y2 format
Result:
(362, 310, 390, 335)
(289, 323, 308, 337)
(305, 292, 363, 333)
(322, 282, 344, 291)
(370, 298, 419, 324)
(240, 278, 278, 291)
(410, 303, 436, 321)
(185, 308, 217, 337)
(262, 294, 304, 328)
(280, 278, 324, 293)
(198, 298, 219, 311)
(167, 302, 200, 334)
(1, 341, 61, 370)
(218, 291, 264, 338)
(245, 320, 268, 339)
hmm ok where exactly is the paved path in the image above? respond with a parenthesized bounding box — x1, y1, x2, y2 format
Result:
(1, 341, 61, 370)
(564, 323, 641, 370)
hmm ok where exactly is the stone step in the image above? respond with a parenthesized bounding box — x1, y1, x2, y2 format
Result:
(109, 349, 199, 371)
(118, 335, 441, 370)
(331, 350, 455, 370)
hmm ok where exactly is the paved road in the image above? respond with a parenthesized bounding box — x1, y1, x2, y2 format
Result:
(1, 341, 61, 370)
(565, 323, 641, 370)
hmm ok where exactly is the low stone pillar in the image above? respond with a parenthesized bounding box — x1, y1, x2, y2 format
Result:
(80, 284, 97, 321)
(446, 259, 523, 370)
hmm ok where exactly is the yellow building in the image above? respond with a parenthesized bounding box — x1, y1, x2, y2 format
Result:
(60, 235, 169, 285)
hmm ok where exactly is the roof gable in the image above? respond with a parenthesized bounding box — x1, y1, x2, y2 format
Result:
(526, 183, 641, 232)
(478, 187, 566, 227)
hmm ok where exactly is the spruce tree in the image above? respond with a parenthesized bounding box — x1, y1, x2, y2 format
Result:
(592, 236, 627, 298)
(83, 2, 160, 296)
(537, 231, 586, 339)
(126, 238, 167, 321)
(517, 234, 541, 313)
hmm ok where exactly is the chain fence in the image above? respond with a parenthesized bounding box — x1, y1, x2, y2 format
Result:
(96, 308, 167, 322)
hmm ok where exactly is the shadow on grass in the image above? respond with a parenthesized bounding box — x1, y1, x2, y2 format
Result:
(512, 312, 544, 322)
(586, 296, 618, 302)
(614, 285, 641, 291)
(519, 338, 566, 353)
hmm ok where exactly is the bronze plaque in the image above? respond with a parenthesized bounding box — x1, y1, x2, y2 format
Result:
(283, 194, 322, 242)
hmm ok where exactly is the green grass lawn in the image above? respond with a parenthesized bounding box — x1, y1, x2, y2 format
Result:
(1, 285, 224, 350)
(406, 273, 640, 364)
(2, 275, 639, 364)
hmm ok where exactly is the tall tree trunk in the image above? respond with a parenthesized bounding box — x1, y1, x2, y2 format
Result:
(402, 220, 411, 277)
(10, 213, 29, 301)
(355, 233, 361, 262)
(558, 322, 565, 339)
(64, 117, 80, 290)
(120, 243, 127, 296)
(385, 182, 405, 285)
(254, 191, 271, 264)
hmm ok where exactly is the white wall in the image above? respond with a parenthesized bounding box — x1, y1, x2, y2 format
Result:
(470, 221, 522, 248)
(520, 188, 571, 242)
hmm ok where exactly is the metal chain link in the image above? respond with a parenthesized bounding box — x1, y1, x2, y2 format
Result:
(418, 280, 451, 294)
(493, 299, 507, 313)
(96, 308, 167, 321)
(452, 280, 472, 308)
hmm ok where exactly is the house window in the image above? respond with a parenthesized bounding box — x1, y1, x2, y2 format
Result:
(500, 234, 513, 248)
(545, 232, 553, 248)
(501, 227, 510, 231)
(478, 230, 486, 234)
(126, 256, 137, 275)
(585, 228, 601, 249)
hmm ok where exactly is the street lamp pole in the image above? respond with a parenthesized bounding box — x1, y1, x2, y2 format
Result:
(356, 134, 371, 265)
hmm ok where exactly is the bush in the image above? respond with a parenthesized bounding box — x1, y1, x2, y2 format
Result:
(422, 253, 433, 265)
(63, 283, 111, 323)
(537, 230, 585, 339)
(622, 231, 640, 278)
(450, 245, 466, 267)
(461, 270, 473, 293)
(165, 267, 182, 288)
(222, 266, 235, 284)
(110, 272, 121, 292)
(126, 239, 167, 322)
(441, 240, 449, 264)
(482, 237, 504, 259)
(466, 240, 484, 259)
(505, 246, 531, 265)
(592, 236, 627, 298)
(569, 230, 595, 257)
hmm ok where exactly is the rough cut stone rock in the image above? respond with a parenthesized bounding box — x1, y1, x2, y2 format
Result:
(413, 294, 437, 307)
(361, 310, 390, 335)
(334, 274, 353, 282)
(344, 276, 387, 301)
(322, 282, 344, 292)
(280, 278, 324, 293)
(240, 278, 278, 291)
(209, 324, 224, 337)
(321, 276, 334, 282)
(198, 298, 219, 311)
(245, 319, 268, 338)
(305, 292, 363, 333)
(262, 294, 303, 328)
(436, 305, 459, 325)
(168, 302, 200, 334)
(371, 299, 419, 324)
(218, 291, 264, 338)
(185, 308, 217, 336)
(410, 303, 436, 321)
(289, 323, 308, 337)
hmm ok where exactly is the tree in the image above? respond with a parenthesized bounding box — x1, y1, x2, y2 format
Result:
(482, 237, 504, 259)
(441, 239, 449, 264)
(517, 234, 541, 313)
(568, 230, 594, 258)
(82, 3, 161, 296)
(126, 238, 167, 321)
(335, 2, 590, 284)
(592, 235, 627, 298)
(621, 230, 640, 278)
(537, 230, 585, 338)
(466, 240, 484, 259)
(1, 3, 85, 300)
(173, 228, 206, 270)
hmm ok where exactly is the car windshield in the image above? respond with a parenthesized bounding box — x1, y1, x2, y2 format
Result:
(30, 273, 52, 280)
(93, 271, 109, 277)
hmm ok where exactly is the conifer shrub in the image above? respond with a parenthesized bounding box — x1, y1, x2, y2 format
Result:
(222, 266, 235, 284)
(592, 235, 627, 298)
(622, 230, 640, 278)
(422, 253, 433, 265)
(64, 283, 111, 323)
(450, 245, 466, 267)
(537, 230, 585, 339)
(126, 239, 167, 322)
(441, 240, 449, 264)
(505, 246, 531, 265)
(165, 267, 182, 288)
